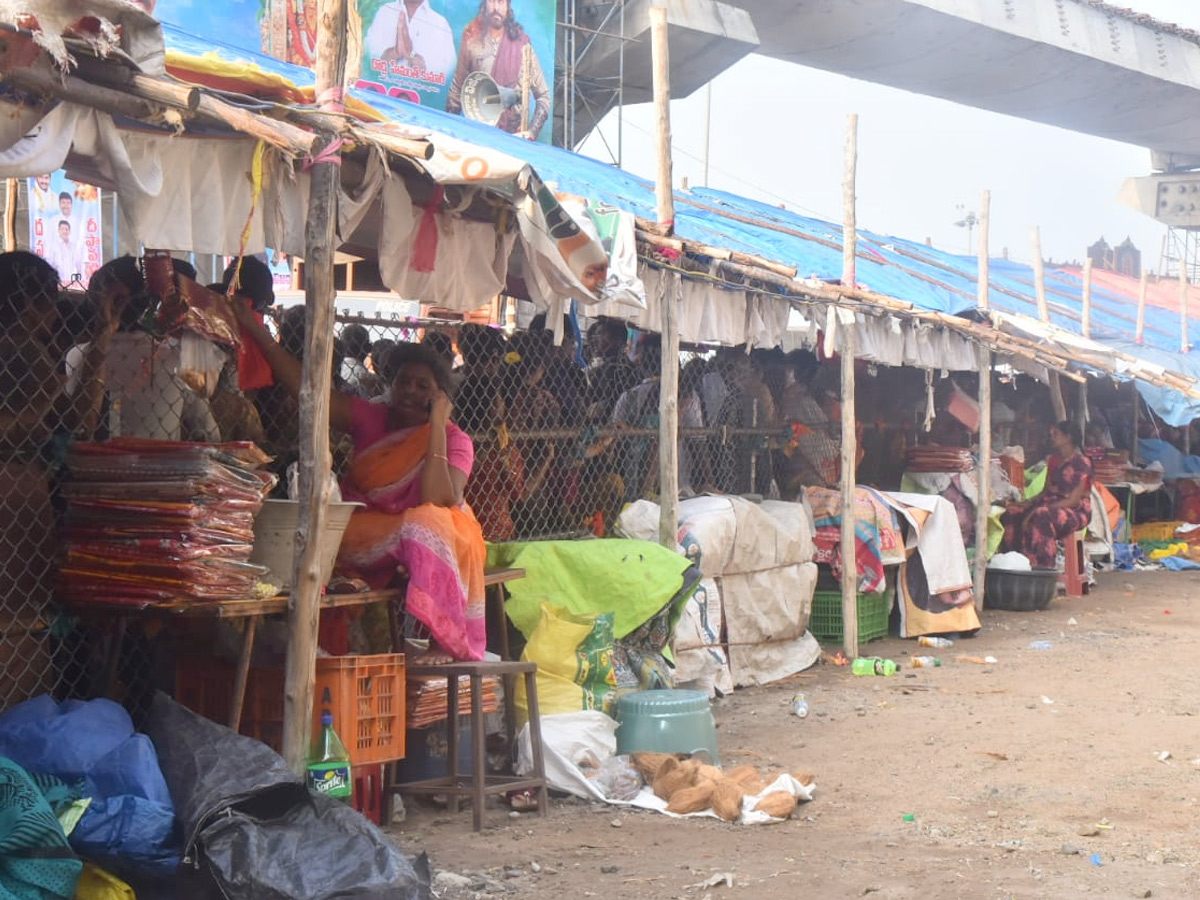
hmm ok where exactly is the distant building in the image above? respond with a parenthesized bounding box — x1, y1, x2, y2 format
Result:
(1088, 236, 1141, 278)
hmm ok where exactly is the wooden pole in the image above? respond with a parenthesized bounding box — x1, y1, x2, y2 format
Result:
(842, 114, 859, 289)
(651, 7, 674, 234)
(650, 5, 678, 549)
(973, 190, 991, 610)
(281, 0, 349, 775)
(977, 190, 990, 310)
(3, 179, 16, 252)
(1032, 228, 1066, 420)
(1032, 227, 1049, 324)
(1181, 262, 1190, 353)
(1136, 271, 1148, 344)
(840, 113, 859, 658)
(1081, 257, 1093, 339)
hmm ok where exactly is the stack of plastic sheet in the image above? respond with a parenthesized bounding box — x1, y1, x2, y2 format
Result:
(58, 439, 276, 605)
(406, 673, 501, 729)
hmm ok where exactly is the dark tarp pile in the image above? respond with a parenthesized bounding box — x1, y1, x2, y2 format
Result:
(141, 694, 429, 900)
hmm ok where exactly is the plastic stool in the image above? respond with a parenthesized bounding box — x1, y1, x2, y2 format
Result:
(1062, 531, 1088, 597)
(394, 661, 548, 832)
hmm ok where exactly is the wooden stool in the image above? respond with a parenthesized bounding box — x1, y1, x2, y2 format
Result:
(394, 661, 548, 831)
(1062, 530, 1088, 597)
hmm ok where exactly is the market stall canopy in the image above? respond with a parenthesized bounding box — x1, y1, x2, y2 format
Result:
(0, 4, 631, 315)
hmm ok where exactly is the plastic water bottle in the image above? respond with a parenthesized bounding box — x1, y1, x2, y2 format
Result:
(851, 657, 898, 677)
(910, 656, 942, 668)
(306, 709, 352, 802)
(791, 693, 809, 717)
(918, 636, 954, 649)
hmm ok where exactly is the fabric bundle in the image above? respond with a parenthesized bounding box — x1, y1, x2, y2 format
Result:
(58, 439, 276, 605)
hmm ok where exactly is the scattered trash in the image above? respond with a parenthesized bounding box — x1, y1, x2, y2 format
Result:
(1067, 617, 1078, 626)
(852, 657, 898, 677)
(791, 693, 809, 718)
(610, 818, 623, 828)
(981, 752, 1008, 761)
(956, 655, 998, 665)
(1155, 751, 1172, 763)
(1096, 819, 1114, 830)
(987, 810, 999, 818)
(600, 865, 620, 874)
(1027, 641, 1053, 651)
(1077, 825, 1101, 837)
(910, 656, 941, 668)
(996, 839, 1022, 852)
(918, 636, 954, 649)
(1060, 844, 1081, 855)
(1090, 852, 1103, 867)
(1041, 696, 1054, 705)
(902, 813, 915, 822)
(530, 862, 542, 873)
(690, 872, 735, 889)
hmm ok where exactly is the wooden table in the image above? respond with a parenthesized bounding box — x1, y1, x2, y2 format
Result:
(62, 589, 401, 729)
(64, 566, 525, 728)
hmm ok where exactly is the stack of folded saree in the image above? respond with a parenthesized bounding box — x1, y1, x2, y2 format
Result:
(58, 439, 276, 605)
(905, 444, 974, 473)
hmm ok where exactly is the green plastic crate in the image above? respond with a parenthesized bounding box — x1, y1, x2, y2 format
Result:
(809, 587, 890, 644)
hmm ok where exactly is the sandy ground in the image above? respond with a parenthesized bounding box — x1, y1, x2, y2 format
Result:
(388, 569, 1200, 899)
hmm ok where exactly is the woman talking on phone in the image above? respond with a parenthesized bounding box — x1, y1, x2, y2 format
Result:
(231, 302, 485, 664)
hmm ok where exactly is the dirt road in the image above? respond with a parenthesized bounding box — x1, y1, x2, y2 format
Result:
(390, 570, 1200, 899)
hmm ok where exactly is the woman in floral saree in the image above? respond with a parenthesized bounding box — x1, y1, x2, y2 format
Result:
(232, 304, 486, 663)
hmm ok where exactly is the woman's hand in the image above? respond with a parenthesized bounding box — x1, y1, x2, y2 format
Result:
(430, 389, 453, 427)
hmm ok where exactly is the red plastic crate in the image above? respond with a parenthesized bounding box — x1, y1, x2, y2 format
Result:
(175, 653, 406, 766)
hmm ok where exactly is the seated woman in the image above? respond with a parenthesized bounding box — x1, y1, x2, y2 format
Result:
(1003, 420, 1093, 570)
(231, 305, 486, 664)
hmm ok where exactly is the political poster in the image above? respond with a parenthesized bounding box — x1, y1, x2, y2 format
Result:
(28, 172, 102, 287)
(153, 0, 557, 142)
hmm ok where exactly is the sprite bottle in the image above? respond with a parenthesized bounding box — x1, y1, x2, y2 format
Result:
(306, 708, 352, 802)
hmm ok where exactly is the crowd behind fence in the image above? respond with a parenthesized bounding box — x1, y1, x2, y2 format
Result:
(0, 250, 843, 714)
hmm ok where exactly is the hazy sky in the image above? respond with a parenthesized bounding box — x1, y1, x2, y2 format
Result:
(578, 0, 1200, 270)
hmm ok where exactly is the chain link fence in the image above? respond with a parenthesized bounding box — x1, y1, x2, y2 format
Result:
(0, 250, 844, 716)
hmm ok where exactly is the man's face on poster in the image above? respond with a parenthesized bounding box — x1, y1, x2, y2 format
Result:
(35, 175, 50, 192)
(485, 0, 509, 29)
(58, 221, 70, 243)
(59, 196, 72, 218)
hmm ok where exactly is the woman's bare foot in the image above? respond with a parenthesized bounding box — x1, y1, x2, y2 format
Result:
(412, 643, 455, 665)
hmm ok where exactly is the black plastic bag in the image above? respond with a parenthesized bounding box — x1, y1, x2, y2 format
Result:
(142, 693, 429, 900)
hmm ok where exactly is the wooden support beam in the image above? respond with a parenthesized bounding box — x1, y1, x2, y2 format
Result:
(1081, 257, 1093, 339)
(973, 189, 992, 610)
(281, 0, 349, 776)
(650, 6, 678, 549)
(840, 113, 859, 659)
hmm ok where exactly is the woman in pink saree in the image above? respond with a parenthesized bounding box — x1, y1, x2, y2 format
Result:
(232, 304, 486, 663)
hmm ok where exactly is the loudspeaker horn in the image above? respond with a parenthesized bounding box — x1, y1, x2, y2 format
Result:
(461, 70, 519, 126)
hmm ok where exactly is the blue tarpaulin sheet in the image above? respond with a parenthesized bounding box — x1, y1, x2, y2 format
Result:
(160, 25, 1200, 424)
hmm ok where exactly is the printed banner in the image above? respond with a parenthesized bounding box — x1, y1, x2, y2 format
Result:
(28, 172, 102, 287)
(155, 0, 557, 142)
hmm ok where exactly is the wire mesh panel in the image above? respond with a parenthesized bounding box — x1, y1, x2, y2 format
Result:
(0, 251, 848, 715)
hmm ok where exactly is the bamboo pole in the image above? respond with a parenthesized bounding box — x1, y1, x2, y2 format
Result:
(3, 179, 16, 252)
(1181, 262, 1190, 353)
(973, 190, 991, 610)
(843, 114, 859, 290)
(1032, 227, 1049, 324)
(650, 5, 678, 549)
(840, 113, 859, 659)
(1136, 271, 1148, 344)
(1081, 258, 1093, 339)
(977, 190, 990, 310)
(281, 0, 349, 775)
(651, 7, 674, 236)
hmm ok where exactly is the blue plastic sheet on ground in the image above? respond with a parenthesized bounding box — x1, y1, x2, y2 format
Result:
(0, 696, 178, 873)
(1160, 556, 1200, 571)
(1111, 543, 1148, 571)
